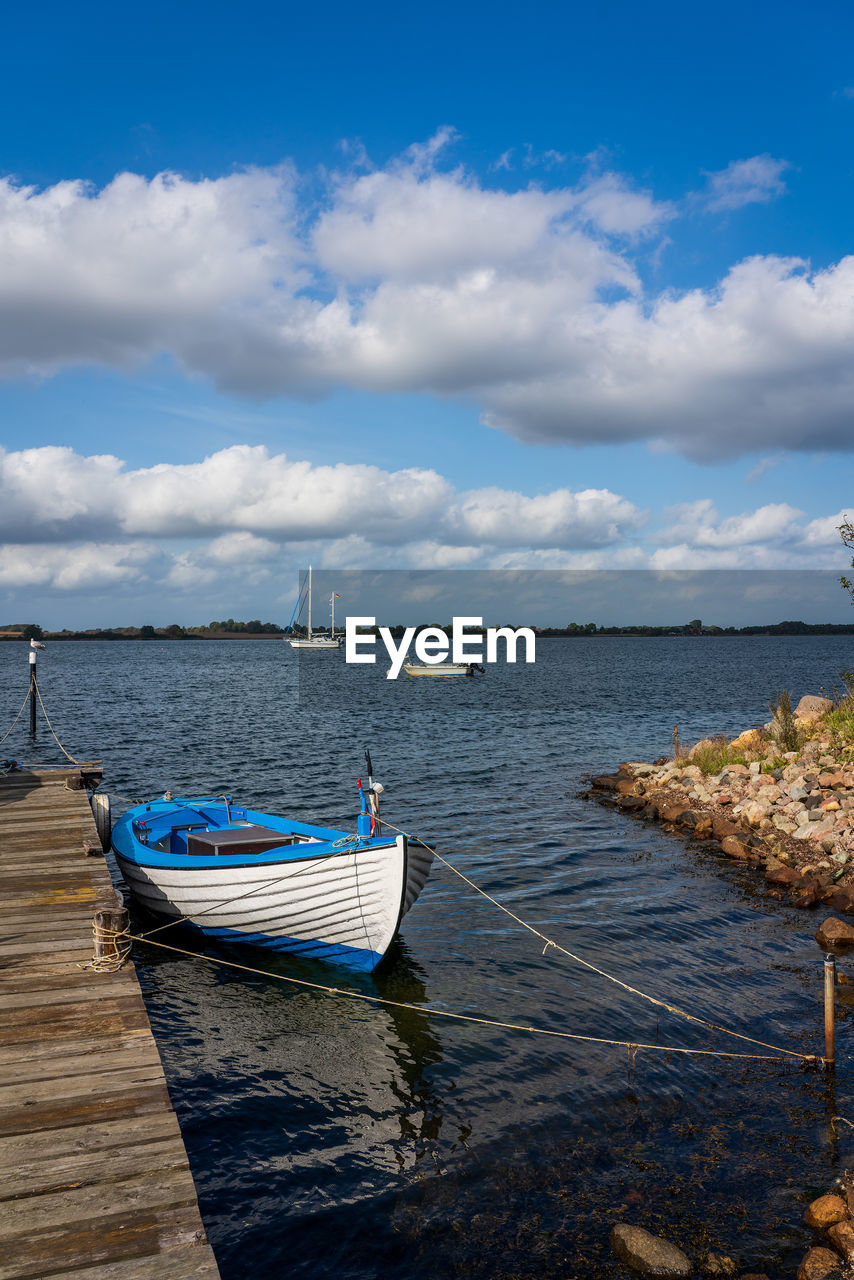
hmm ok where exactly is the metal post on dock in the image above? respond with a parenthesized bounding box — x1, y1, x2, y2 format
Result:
(29, 648, 37, 738)
(824, 953, 837, 1072)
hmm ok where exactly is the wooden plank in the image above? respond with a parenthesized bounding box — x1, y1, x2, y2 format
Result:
(0, 769, 220, 1279)
(0, 1113, 181, 1168)
(22, 1246, 222, 1280)
(0, 1202, 215, 1280)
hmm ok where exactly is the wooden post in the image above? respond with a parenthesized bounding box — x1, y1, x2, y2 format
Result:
(28, 650, 36, 738)
(93, 904, 130, 963)
(673, 725, 679, 761)
(824, 953, 836, 1071)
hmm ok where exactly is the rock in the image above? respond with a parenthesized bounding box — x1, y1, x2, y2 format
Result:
(827, 1219, 854, 1262)
(620, 796, 647, 812)
(742, 801, 769, 828)
(820, 771, 848, 789)
(831, 852, 849, 865)
(616, 778, 641, 796)
(797, 1245, 846, 1279)
(609, 1224, 692, 1279)
(700, 1254, 737, 1276)
(749, 761, 762, 775)
(676, 808, 702, 829)
(688, 739, 716, 760)
(591, 774, 624, 792)
(815, 917, 854, 949)
(794, 695, 834, 722)
(693, 816, 713, 838)
(766, 864, 802, 888)
(817, 888, 854, 912)
(730, 729, 763, 752)
(711, 816, 741, 840)
(723, 763, 751, 777)
(627, 762, 657, 777)
(721, 835, 752, 860)
(660, 803, 690, 824)
(805, 1193, 849, 1229)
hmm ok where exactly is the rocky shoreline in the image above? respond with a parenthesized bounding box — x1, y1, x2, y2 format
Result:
(585, 694, 854, 1279)
(586, 695, 854, 926)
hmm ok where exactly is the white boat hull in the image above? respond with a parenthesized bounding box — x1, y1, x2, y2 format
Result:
(115, 830, 431, 971)
(404, 663, 474, 677)
(287, 637, 342, 649)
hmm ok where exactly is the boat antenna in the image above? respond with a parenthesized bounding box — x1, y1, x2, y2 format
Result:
(364, 747, 373, 791)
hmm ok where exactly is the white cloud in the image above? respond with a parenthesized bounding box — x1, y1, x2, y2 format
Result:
(0, 141, 850, 461)
(0, 541, 159, 589)
(701, 155, 790, 212)
(656, 500, 804, 549)
(0, 445, 848, 609)
(0, 444, 644, 554)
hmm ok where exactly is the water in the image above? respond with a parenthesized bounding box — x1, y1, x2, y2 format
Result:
(3, 635, 854, 1277)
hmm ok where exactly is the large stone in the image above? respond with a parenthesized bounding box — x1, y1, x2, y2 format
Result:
(711, 815, 741, 840)
(720, 835, 752, 859)
(805, 1193, 848, 1229)
(815, 917, 854, 949)
(609, 1224, 692, 1279)
(766, 864, 802, 887)
(730, 728, 763, 752)
(797, 1246, 846, 1279)
(795, 696, 834, 723)
(591, 774, 624, 793)
(827, 1219, 854, 1262)
(660, 803, 690, 824)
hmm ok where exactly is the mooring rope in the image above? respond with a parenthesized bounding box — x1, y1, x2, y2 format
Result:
(79, 799, 816, 1065)
(80, 917, 133, 972)
(33, 680, 81, 764)
(0, 687, 31, 746)
(376, 817, 810, 1062)
(88, 923, 818, 1065)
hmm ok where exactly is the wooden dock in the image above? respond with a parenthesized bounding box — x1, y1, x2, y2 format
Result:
(0, 764, 222, 1280)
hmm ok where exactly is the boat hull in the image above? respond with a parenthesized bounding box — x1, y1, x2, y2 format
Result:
(287, 637, 342, 649)
(404, 663, 474, 677)
(112, 800, 432, 972)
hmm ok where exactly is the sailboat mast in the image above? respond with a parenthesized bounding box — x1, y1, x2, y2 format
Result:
(330, 592, 335, 637)
(307, 565, 312, 639)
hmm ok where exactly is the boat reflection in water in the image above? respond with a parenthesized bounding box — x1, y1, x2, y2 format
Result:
(134, 927, 455, 1263)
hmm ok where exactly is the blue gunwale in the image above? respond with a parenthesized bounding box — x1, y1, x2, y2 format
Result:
(112, 797, 401, 872)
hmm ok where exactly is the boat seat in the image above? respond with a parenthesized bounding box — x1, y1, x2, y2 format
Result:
(186, 825, 302, 857)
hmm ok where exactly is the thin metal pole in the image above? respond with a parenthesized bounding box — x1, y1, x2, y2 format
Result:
(824, 953, 837, 1071)
(28, 650, 36, 738)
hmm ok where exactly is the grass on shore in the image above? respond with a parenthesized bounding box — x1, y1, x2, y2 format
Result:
(675, 680, 854, 776)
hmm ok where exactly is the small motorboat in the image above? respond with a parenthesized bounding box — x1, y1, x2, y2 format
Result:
(403, 662, 485, 677)
(111, 763, 431, 972)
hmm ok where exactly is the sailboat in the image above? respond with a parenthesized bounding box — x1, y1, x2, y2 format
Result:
(285, 566, 343, 649)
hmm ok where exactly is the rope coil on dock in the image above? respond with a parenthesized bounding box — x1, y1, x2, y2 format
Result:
(80, 918, 133, 972)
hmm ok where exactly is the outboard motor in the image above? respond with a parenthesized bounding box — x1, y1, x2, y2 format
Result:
(357, 748, 383, 837)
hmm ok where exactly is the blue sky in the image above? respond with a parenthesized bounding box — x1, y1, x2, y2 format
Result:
(1, 0, 854, 627)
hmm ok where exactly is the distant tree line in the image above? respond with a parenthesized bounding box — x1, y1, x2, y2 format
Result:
(4, 618, 854, 642)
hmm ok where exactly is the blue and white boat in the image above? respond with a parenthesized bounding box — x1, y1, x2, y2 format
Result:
(111, 776, 432, 972)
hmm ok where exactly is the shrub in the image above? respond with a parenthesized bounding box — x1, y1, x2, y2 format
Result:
(769, 689, 802, 753)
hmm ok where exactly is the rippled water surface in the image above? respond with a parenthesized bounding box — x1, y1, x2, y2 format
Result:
(4, 635, 854, 1278)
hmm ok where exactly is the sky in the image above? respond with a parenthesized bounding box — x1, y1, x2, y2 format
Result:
(2, 0, 854, 628)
